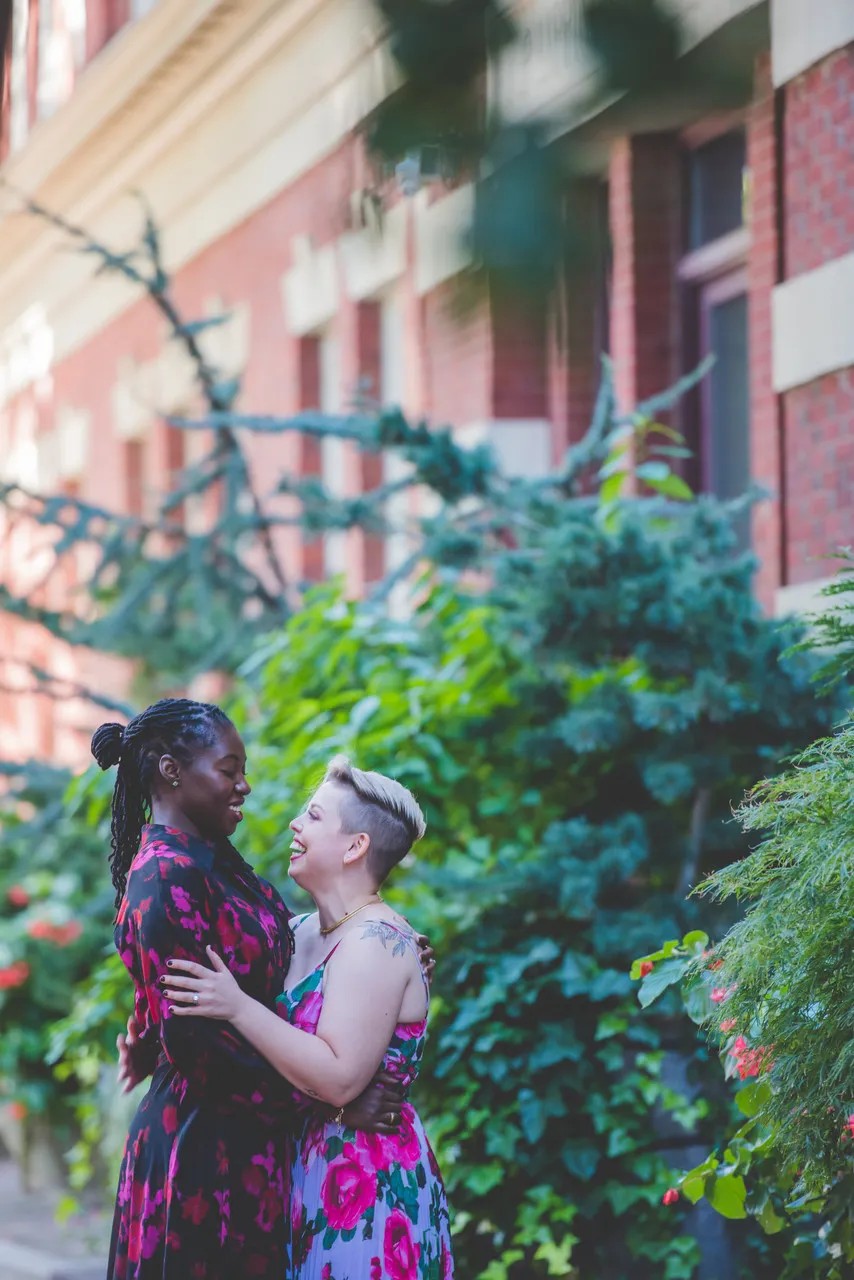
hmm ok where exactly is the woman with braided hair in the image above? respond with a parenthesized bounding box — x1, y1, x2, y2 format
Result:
(94, 698, 409, 1280)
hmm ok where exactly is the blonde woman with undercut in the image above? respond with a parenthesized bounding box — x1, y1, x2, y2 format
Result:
(164, 756, 454, 1280)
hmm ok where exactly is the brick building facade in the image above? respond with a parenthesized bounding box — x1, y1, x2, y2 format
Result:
(0, 0, 852, 763)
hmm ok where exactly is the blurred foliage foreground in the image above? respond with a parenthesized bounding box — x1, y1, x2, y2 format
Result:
(1, 485, 839, 1277)
(634, 563, 854, 1280)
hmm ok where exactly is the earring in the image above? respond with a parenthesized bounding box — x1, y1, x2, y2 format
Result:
(171, 779, 180, 789)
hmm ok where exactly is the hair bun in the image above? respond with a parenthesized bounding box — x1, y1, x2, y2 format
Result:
(91, 721, 125, 770)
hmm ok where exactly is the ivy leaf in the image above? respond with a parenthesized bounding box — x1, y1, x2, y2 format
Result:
(706, 1174, 747, 1220)
(735, 1080, 771, 1119)
(637, 957, 687, 1008)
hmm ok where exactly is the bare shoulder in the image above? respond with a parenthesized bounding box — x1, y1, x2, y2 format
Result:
(358, 919, 414, 956)
(334, 910, 417, 965)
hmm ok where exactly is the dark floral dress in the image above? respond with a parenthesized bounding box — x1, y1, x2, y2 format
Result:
(280, 920, 454, 1280)
(108, 823, 294, 1280)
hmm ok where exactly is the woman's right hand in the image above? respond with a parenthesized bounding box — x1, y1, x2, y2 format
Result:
(341, 1069, 406, 1133)
(116, 1016, 146, 1094)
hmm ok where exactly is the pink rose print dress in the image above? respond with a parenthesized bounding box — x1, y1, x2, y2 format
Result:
(109, 824, 294, 1280)
(280, 918, 454, 1280)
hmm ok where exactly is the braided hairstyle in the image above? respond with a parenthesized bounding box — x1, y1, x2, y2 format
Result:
(92, 697, 233, 909)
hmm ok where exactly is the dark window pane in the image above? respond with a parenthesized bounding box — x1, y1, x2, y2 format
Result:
(687, 130, 746, 249)
(706, 291, 750, 546)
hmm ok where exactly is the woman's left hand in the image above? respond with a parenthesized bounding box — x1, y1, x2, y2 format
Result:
(163, 947, 244, 1021)
(415, 932, 436, 986)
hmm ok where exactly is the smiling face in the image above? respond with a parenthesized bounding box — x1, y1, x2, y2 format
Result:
(288, 780, 364, 891)
(159, 722, 251, 842)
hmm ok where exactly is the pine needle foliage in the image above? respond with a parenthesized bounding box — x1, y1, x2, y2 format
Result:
(699, 569, 854, 1191)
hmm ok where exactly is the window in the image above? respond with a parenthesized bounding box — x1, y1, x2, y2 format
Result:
(318, 332, 347, 578)
(681, 126, 750, 547)
(124, 438, 145, 519)
(698, 274, 750, 547)
(685, 129, 746, 251)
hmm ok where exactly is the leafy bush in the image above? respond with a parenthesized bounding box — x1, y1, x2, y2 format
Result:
(34, 491, 837, 1277)
(227, 495, 831, 1277)
(0, 763, 114, 1178)
(634, 567, 854, 1277)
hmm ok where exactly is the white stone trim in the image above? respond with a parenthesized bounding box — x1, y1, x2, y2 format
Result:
(772, 251, 854, 392)
(0, 305, 54, 407)
(454, 418, 553, 479)
(282, 237, 340, 338)
(774, 575, 837, 618)
(491, 0, 763, 125)
(55, 406, 91, 480)
(199, 298, 251, 381)
(339, 202, 407, 302)
(413, 185, 475, 296)
(771, 0, 854, 86)
(677, 227, 750, 283)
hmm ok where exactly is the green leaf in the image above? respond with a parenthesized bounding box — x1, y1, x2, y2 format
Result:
(735, 1079, 771, 1119)
(706, 1174, 747, 1220)
(637, 957, 687, 1008)
(681, 1174, 706, 1205)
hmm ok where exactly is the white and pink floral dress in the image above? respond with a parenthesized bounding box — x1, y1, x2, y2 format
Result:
(278, 919, 454, 1280)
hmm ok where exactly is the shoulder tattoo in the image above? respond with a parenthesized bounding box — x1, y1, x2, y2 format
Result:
(361, 922, 409, 957)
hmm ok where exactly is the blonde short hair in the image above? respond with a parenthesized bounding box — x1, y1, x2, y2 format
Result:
(324, 755, 426, 884)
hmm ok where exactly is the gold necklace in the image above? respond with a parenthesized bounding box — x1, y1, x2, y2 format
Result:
(319, 895, 383, 936)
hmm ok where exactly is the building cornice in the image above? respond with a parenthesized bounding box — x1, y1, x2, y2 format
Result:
(0, 0, 390, 395)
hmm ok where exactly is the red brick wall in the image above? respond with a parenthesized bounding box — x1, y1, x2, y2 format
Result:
(775, 42, 854, 588)
(85, 0, 131, 63)
(783, 369, 854, 582)
(783, 44, 854, 278)
(422, 282, 492, 428)
(608, 134, 681, 417)
(491, 285, 548, 419)
(747, 52, 783, 607)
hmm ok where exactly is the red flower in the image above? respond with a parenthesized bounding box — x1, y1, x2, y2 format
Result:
(8, 1101, 27, 1122)
(720, 1018, 737, 1033)
(845, 1115, 854, 1138)
(320, 1143, 378, 1231)
(370, 1258, 382, 1280)
(0, 961, 30, 989)
(710, 987, 729, 1004)
(706, 958, 724, 971)
(322, 1266, 332, 1280)
(6, 886, 29, 908)
(639, 960, 654, 978)
(729, 1034, 773, 1080)
(26, 920, 82, 947)
(662, 1188, 680, 1206)
(384, 1208, 421, 1280)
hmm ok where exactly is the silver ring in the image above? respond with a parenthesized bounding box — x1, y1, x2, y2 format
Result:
(192, 994, 199, 1005)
